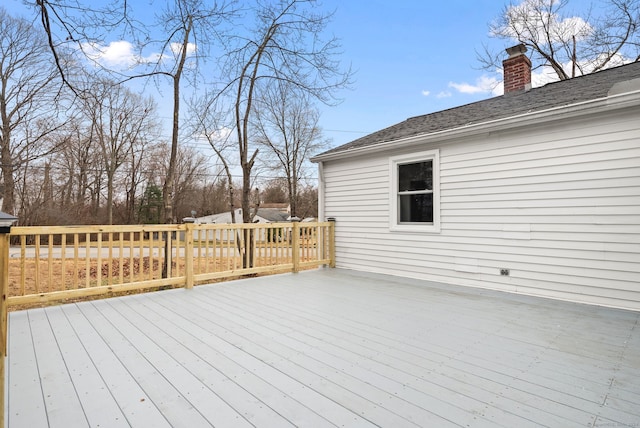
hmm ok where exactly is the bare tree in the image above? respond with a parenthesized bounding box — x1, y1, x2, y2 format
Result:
(261, 178, 288, 204)
(211, 0, 350, 267)
(31, 0, 233, 224)
(479, 0, 640, 80)
(220, 0, 350, 223)
(53, 115, 103, 221)
(150, 142, 213, 221)
(296, 184, 318, 219)
(122, 130, 156, 224)
(80, 80, 157, 224)
(252, 81, 328, 217)
(190, 94, 240, 222)
(0, 7, 65, 215)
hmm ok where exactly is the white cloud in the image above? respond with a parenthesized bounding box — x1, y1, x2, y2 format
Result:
(202, 127, 234, 145)
(170, 42, 197, 56)
(449, 75, 501, 96)
(81, 40, 196, 70)
(436, 91, 452, 98)
(527, 52, 631, 88)
(421, 90, 430, 96)
(497, 0, 593, 44)
(82, 41, 141, 67)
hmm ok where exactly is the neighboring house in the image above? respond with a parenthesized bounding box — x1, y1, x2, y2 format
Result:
(193, 208, 292, 242)
(196, 207, 309, 225)
(312, 44, 640, 311)
(195, 208, 278, 224)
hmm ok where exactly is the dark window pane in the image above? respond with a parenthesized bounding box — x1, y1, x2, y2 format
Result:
(398, 161, 432, 191)
(399, 193, 433, 223)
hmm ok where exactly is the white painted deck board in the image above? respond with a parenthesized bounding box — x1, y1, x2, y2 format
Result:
(104, 297, 301, 428)
(43, 306, 130, 428)
(27, 308, 89, 428)
(168, 292, 463, 427)
(150, 291, 412, 427)
(209, 281, 603, 427)
(58, 304, 172, 428)
(87, 300, 254, 428)
(121, 293, 357, 428)
(6, 268, 640, 427)
(7, 312, 49, 427)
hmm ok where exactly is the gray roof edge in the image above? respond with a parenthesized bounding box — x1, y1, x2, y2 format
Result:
(312, 89, 640, 163)
(314, 62, 640, 162)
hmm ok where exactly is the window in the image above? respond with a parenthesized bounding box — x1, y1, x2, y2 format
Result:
(390, 150, 440, 232)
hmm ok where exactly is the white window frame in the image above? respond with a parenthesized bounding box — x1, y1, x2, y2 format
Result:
(389, 149, 440, 233)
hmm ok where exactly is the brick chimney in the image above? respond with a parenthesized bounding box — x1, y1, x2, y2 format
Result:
(503, 44, 531, 94)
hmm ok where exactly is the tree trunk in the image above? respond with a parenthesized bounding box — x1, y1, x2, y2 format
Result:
(106, 170, 114, 225)
(0, 136, 15, 215)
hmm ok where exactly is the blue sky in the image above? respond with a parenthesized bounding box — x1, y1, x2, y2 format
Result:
(317, 0, 509, 148)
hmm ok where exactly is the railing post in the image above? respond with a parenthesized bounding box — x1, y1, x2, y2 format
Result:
(328, 218, 336, 268)
(291, 220, 300, 273)
(184, 223, 194, 289)
(0, 213, 16, 428)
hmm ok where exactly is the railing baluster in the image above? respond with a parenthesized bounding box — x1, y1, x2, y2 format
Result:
(74, 234, 79, 289)
(61, 234, 67, 291)
(19, 236, 26, 296)
(85, 233, 90, 289)
(129, 232, 134, 283)
(196, 228, 202, 274)
(47, 234, 53, 292)
(35, 235, 41, 294)
(149, 230, 154, 281)
(138, 231, 144, 283)
(119, 232, 124, 284)
(97, 232, 102, 287)
(108, 232, 113, 286)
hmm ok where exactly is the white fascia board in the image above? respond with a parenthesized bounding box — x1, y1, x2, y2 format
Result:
(312, 89, 640, 163)
(317, 161, 325, 222)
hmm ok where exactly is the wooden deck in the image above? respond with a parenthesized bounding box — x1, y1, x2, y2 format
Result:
(5, 269, 640, 427)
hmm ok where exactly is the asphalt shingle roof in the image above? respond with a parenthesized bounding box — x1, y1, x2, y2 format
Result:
(317, 61, 640, 157)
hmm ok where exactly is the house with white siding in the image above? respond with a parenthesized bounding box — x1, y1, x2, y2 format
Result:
(312, 45, 640, 311)
(195, 208, 290, 224)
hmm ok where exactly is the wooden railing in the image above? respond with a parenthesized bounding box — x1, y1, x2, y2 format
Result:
(2, 221, 334, 309)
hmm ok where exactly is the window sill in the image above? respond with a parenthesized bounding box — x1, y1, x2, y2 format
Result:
(390, 223, 441, 234)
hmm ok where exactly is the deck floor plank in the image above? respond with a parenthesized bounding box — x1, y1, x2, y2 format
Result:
(74, 302, 214, 427)
(105, 296, 298, 428)
(26, 309, 89, 428)
(198, 287, 516, 427)
(6, 269, 640, 427)
(146, 291, 403, 427)
(58, 304, 173, 428)
(211, 281, 596, 427)
(179, 290, 470, 427)
(7, 312, 49, 427)
(214, 280, 604, 424)
(84, 299, 253, 428)
(44, 306, 131, 428)
(212, 274, 636, 426)
(132, 292, 352, 428)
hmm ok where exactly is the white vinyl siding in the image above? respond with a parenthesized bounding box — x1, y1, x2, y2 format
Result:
(322, 109, 640, 311)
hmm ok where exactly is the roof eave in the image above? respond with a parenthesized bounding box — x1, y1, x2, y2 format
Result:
(312, 89, 640, 163)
